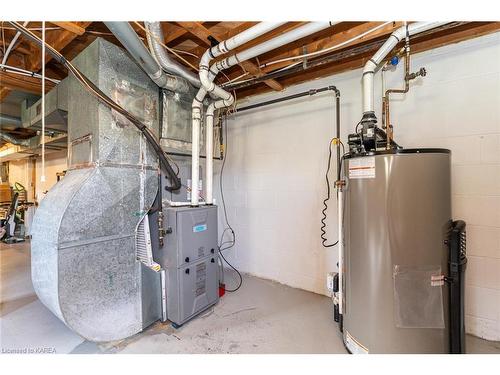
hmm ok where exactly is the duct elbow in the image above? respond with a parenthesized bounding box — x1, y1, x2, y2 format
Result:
(144, 21, 201, 88)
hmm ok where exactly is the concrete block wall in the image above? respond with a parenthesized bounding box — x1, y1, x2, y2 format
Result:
(214, 31, 500, 341)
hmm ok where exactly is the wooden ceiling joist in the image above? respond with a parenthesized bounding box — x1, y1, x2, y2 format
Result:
(0, 87, 11, 102)
(2, 21, 500, 104)
(163, 24, 191, 44)
(51, 22, 87, 36)
(0, 40, 31, 55)
(258, 22, 404, 74)
(0, 70, 55, 94)
(0, 21, 92, 102)
(27, 21, 92, 72)
(176, 21, 284, 91)
(236, 22, 500, 98)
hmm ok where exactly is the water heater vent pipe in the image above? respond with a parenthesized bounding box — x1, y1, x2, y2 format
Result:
(361, 21, 448, 118)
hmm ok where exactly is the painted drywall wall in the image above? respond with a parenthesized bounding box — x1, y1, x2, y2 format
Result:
(214, 32, 500, 341)
(34, 150, 67, 201)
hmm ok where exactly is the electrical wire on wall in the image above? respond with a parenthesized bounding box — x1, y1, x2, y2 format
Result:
(217, 112, 242, 292)
(321, 137, 345, 247)
(8, 21, 181, 191)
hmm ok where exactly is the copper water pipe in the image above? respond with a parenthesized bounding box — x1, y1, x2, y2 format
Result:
(383, 42, 411, 149)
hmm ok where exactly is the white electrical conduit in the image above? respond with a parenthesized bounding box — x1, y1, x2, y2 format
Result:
(40, 21, 46, 183)
(362, 21, 448, 114)
(195, 22, 336, 205)
(0, 64, 61, 84)
(1, 21, 29, 65)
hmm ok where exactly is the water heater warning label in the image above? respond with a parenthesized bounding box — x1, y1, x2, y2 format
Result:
(349, 157, 376, 179)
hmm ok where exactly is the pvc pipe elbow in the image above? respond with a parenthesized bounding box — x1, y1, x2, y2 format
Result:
(206, 103, 216, 114)
(199, 72, 216, 93)
(363, 59, 377, 74)
(192, 99, 203, 112)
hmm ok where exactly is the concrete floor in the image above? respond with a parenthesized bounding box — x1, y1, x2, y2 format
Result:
(1, 241, 499, 354)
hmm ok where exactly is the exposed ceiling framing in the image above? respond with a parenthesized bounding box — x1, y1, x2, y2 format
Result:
(1, 21, 499, 104)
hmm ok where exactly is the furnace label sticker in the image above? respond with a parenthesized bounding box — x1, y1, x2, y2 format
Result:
(349, 156, 376, 179)
(193, 224, 207, 233)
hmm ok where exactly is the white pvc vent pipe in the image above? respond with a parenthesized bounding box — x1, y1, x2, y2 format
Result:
(362, 21, 447, 115)
(193, 22, 336, 205)
(189, 22, 286, 206)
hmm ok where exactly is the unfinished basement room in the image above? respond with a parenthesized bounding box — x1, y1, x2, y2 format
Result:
(1, 1, 500, 370)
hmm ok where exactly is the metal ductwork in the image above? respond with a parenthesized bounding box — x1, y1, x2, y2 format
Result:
(0, 131, 30, 146)
(0, 113, 22, 127)
(31, 38, 162, 341)
(0, 133, 67, 162)
(21, 78, 69, 132)
(144, 21, 201, 88)
(104, 22, 191, 93)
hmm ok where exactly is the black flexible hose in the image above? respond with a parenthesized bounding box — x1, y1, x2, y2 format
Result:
(321, 139, 338, 247)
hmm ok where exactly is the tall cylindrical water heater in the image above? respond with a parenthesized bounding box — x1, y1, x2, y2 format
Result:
(343, 149, 452, 353)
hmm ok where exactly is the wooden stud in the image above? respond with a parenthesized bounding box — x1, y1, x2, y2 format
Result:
(28, 21, 92, 72)
(51, 22, 87, 36)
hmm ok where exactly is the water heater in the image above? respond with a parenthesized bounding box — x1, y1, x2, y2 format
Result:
(341, 149, 466, 353)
